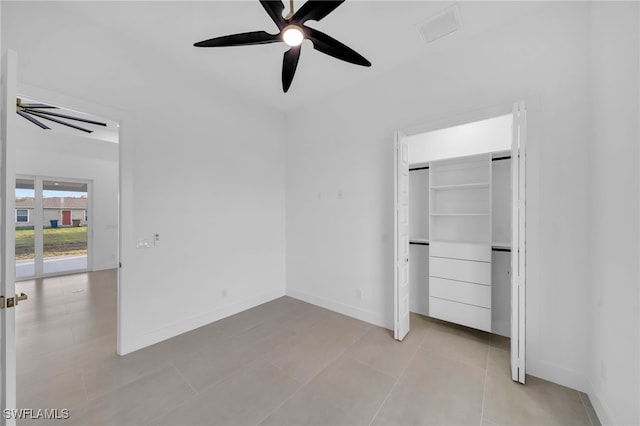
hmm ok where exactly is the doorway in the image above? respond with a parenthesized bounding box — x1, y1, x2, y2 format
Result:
(2, 50, 122, 419)
(15, 177, 90, 280)
(394, 102, 527, 383)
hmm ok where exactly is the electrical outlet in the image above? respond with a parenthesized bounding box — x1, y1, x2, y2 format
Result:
(356, 289, 362, 299)
(221, 288, 227, 298)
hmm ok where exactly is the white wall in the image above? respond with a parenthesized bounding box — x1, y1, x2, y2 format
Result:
(2, 2, 288, 354)
(588, 3, 640, 425)
(286, 2, 592, 392)
(15, 123, 119, 271)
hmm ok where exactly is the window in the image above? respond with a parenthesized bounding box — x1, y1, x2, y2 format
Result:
(16, 209, 29, 223)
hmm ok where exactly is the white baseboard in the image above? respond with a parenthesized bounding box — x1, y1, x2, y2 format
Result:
(286, 288, 391, 329)
(92, 262, 118, 271)
(526, 358, 589, 393)
(118, 288, 285, 355)
(587, 380, 617, 426)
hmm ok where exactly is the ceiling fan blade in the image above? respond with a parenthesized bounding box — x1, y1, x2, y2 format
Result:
(292, 1, 344, 23)
(26, 111, 93, 133)
(194, 30, 280, 47)
(20, 103, 58, 109)
(306, 27, 371, 67)
(22, 109, 107, 127)
(282, 45, 301, 93)
(260, 0, 286, 30)
(17, 110, 50, 129)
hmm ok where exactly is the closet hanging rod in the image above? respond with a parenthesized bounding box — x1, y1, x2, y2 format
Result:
(492, 156, 511, 162)
(409, 166, 429, 171)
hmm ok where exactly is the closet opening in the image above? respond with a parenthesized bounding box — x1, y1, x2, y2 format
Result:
(394, 103, 526, 383)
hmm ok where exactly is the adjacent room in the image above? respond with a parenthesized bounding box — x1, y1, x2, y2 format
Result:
(0, 1, 638, 426)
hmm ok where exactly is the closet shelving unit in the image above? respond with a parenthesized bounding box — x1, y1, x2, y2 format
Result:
(428, 154, 493, 332)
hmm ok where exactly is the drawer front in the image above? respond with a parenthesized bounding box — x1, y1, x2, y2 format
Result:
(429, 297, 491, 332)
(430, 241, 490, 262)
(429, 257, 491, 285)
(430, 277, 491, 308)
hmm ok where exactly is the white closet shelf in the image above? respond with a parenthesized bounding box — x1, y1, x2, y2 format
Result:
(492, 242, 511, 250)
(431, 213, 490, 217)
(410, 237, 430, 244)
(430, 183, 489, 191)
(430, 239, 491, 245)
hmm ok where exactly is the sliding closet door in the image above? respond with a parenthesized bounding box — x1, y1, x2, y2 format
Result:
(511, 101, 527, 384)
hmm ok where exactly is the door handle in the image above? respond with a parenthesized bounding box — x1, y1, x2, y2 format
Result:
(0, 293, 27, 309)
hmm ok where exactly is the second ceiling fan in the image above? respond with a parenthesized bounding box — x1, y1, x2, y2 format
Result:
(194, 0, 371, 92)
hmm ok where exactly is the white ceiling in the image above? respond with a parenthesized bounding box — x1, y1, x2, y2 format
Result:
(58, 1, 547, 111)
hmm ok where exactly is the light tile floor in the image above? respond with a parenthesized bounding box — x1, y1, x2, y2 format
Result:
(15, 270, 600, 426)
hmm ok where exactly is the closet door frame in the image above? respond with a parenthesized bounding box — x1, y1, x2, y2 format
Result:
(395, 100, 528, 384)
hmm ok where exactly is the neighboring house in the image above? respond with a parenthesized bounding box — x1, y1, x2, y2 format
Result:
(15, 197, 88, 228)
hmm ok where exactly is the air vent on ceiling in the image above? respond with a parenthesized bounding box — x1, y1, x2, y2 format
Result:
(418, 4, 462, 44)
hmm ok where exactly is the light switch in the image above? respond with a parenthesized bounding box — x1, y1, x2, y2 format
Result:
(136, 238, 150, 249)
(154, 233, 160, 246)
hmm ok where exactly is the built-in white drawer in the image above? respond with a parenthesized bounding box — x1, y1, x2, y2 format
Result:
(430, 277, 491, 308)
(429, 297, 491, 332)
(430, 241, 490, 262)
(429, 257, 491, 285)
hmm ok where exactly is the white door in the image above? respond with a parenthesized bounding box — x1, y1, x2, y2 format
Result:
(511, 101, 527, 384)
(394, 131, 410, 341)
(1, 49, 19, 425)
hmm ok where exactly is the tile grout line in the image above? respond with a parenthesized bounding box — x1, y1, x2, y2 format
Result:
(367, 327, 431, 426)
(254, 324, 371, 425)
(299, 321, 373, 387)
(79, 368, 90, 405)
(254, 369, 306, 426)
(82, 361, 174, 403)
(171, 361, 200, 396)
(346, 354, 399, 382)
(267, 359, 305, 386)
(480, 334, 492, 425)
(143, 363, 203, 425)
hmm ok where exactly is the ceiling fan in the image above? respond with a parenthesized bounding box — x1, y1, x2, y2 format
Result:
(194, 0, 371, 92)
(16, 98, 107, 134)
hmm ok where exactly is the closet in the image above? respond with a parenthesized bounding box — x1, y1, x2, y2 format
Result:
(406, 114, 513, 337)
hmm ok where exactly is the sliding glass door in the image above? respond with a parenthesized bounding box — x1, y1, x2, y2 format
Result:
(15, 176, 90, 280)
(42, 180, 88, 275)
(15, 178, 36, 279)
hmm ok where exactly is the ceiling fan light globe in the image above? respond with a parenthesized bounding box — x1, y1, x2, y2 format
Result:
(283, 26, 304, 47)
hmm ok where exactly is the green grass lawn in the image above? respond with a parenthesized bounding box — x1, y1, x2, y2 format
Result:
(15, 226, 88, 260)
